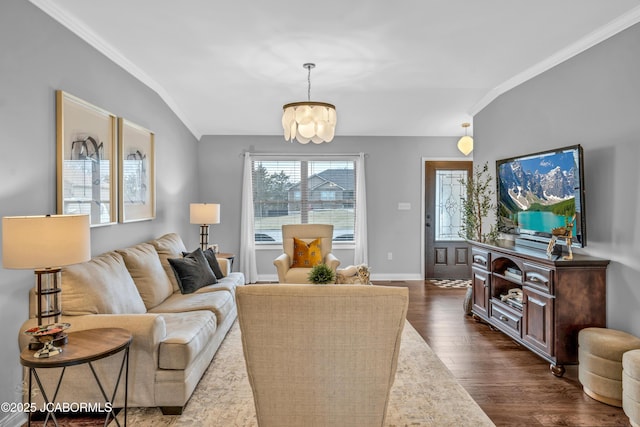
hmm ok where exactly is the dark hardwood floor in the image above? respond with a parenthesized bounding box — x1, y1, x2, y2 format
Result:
(377, 280, 630, 427)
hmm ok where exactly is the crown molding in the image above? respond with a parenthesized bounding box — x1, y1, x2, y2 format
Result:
(470, 5, 640, 117)
(29, 0, 202, 140)
(29, 0, 640, 136)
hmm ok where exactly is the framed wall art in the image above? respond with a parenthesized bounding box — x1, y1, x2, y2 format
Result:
(118, 118, 155, 223)
(56, 90, 117, 227)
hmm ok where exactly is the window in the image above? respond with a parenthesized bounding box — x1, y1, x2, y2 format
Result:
(434, 169, 467, 241)
(252, 158, 356, 243)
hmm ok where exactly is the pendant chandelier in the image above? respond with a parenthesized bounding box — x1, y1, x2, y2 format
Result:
(457, 122, 474, 156)
(282, 63, 336, 144)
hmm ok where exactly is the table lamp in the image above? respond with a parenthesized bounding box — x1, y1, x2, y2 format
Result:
(190, 203, 220, 252)
(2, 214, 91, 357)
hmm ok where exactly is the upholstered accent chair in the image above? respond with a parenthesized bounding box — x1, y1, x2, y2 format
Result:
(236, 284, 409, 427)
(273, 224, 340, 283)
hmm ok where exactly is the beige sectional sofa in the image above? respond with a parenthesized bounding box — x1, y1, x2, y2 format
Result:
(18, 233, 245, 415)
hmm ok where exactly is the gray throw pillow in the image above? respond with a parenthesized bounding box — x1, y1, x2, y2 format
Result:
(169, 248, 217, 294)
(183, 248, 224, 279)
(203, 248, 225, 279)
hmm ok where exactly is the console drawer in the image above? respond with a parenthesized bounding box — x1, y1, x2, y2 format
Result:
(523, 262, 553, 292)
(472, 248, 490, 270)
(491, 301, 522, 336)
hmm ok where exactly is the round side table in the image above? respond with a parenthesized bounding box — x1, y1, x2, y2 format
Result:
(20, 327, 132, 427)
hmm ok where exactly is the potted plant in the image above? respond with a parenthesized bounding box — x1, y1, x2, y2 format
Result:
(308, 263, 336, 285)
(459, 161, 499, 244)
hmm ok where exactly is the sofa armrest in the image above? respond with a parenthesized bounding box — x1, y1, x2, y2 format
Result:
(217, 257, 230, 276)
(325, 252, 341, 272)
(273, 253, 291, 283)
(19, 313, 167, 407)
(19, 313, 167, 356)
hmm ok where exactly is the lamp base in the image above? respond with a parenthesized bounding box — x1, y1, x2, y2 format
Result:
(199, 224, 210, 252)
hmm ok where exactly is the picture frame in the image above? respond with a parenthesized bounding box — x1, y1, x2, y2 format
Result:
(118, 118, 155, 223)
(56, 90, 117, 227)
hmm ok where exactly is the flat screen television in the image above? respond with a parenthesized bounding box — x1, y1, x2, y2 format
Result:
(496, 144, 586, 248)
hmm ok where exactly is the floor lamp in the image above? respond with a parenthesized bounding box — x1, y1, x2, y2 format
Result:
(2, 214, 91, 357)
(190, 203, 220, 252)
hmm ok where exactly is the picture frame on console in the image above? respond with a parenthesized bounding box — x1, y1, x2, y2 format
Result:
(118, 118, 155, 223)
(56, 90, 117, 227)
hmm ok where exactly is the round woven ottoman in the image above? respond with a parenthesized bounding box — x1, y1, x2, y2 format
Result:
(578, 328, 640, 407)
(624, 349, 640, 427)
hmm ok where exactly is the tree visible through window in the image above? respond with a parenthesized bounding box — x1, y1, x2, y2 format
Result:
(252, 159, 356, 243)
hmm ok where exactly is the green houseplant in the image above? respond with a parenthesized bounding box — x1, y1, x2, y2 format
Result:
(459, 162, 499, 244)
(308, 263, 336, 284)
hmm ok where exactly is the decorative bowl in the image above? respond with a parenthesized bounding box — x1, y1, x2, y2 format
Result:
(24, 322, 70, 338)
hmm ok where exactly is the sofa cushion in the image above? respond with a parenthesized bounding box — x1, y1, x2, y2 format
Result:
(116, 243, 174, 309)
(149, 290, 234, 325)
(159, 311, 217, 370)
(169, 248, 217, 294)
(150, 233, 188, 293)
(195, 273, 245, 298)
(62, 251, 146, 315)
(291, 237, 323, 268)
(283, 268, 317, 284)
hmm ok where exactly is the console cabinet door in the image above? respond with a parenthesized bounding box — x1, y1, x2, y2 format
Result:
(471, 267, 490, 320)
(522, 287, 554, 356)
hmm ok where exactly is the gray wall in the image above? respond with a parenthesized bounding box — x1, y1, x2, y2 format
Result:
(197, 135, 465, 281)
(0, 1, 200, 421)
(474, 22, 640, 337)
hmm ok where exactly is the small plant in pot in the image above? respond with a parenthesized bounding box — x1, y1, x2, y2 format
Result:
(308, 263, 336, 285)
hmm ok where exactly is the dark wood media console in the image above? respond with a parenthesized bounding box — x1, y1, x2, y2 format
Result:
(469, 240, 609, 376)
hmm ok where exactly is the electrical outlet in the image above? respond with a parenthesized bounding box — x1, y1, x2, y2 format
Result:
(387, 252, 393, 260)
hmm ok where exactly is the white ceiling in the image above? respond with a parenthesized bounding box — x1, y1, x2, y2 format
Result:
(31, 0, 640, 140)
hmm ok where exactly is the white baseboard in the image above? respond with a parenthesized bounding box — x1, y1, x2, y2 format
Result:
(371, 273, 423, 281)
(255, 273, 423, 283)
(256, 274, 279, 283)
(0, 412, 26, 427)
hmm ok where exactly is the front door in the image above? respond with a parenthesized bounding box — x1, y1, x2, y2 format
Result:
(425, 161, 473, 279)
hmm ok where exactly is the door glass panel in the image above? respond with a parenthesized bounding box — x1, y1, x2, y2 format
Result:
(435, 169, 467, 241)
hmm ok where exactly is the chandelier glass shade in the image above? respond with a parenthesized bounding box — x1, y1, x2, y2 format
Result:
(457, 123, 474, 156)
(282, 63, 336, 144)
(282, 101, 336, 144)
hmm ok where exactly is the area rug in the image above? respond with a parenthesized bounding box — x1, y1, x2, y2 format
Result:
(427, 279, 471, 288)
(113, 321, 493, 427)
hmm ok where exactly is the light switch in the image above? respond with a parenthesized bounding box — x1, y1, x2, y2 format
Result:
(397, 202, 411, 210)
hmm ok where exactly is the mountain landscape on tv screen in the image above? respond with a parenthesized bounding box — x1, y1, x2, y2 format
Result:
(497, 149, 579, 226)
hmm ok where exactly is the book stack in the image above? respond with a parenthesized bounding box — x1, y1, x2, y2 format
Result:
(504, 267, 522, 282)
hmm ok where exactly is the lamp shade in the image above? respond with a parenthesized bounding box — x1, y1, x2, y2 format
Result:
(2, 214, 91, 269)
(190, 203, 220, 225)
